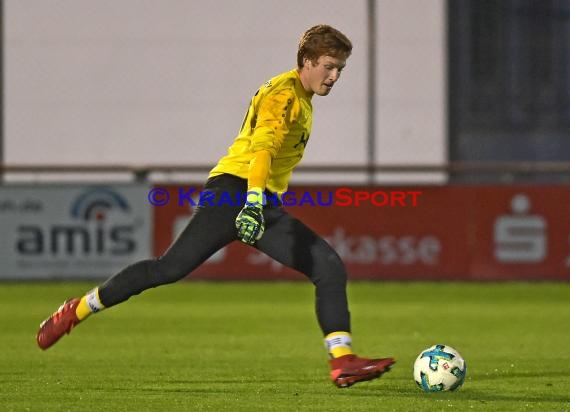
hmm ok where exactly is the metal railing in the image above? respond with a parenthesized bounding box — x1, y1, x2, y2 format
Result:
(1, 162, 570, 183)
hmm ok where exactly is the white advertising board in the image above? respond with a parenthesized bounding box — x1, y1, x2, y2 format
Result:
(0, 184, 151, 279)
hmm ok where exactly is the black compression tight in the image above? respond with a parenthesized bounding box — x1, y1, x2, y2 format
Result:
(98, 174, 350, 335)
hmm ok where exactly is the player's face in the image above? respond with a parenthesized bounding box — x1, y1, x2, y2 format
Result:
(300, 55, 346, 96)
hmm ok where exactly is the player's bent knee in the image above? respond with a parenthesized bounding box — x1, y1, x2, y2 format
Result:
(310, 251, 348, 288)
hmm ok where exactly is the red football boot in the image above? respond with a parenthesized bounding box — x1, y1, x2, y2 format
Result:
(37, 298, 81, 350)
(330, 354, 395, 388)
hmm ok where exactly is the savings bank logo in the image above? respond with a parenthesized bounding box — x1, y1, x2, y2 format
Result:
(17, 188, 139, 257)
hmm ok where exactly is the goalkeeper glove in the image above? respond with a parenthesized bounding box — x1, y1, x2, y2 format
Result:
(235, 187, 265, 245)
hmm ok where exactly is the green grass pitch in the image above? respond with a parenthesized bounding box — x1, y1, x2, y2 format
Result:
(1, 281, 569, 411)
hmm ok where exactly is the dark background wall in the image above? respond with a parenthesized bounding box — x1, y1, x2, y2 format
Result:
(449, 0, 570, 182)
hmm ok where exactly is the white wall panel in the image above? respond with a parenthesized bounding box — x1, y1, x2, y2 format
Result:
(5, 0, 367, 170)
(374, 0, 447, 183)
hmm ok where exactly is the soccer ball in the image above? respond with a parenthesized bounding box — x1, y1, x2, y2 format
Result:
(413, 344, 467, 392)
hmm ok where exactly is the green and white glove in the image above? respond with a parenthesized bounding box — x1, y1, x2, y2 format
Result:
(235, 187, 265, 245)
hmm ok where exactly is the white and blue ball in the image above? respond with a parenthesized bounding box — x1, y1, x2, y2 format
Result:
(413, 344, 466, 392)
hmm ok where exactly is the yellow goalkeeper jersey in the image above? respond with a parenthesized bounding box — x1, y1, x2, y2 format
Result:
(209, 69, 313, 195)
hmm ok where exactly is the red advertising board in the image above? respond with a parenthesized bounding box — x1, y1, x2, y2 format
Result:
(153, 185, 570, 281)
(468, 186, 570, 280)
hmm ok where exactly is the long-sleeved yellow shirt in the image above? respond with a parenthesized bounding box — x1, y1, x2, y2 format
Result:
(209, 69, 313, 196)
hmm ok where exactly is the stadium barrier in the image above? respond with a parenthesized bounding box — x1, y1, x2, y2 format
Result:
(0, 163, 568, 280)
(154, 184, 570, 281)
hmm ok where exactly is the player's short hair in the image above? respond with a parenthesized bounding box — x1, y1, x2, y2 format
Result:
(297, 25, 352, 68)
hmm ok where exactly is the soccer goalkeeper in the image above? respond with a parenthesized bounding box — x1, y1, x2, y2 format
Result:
(36, 24, 395, 388)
